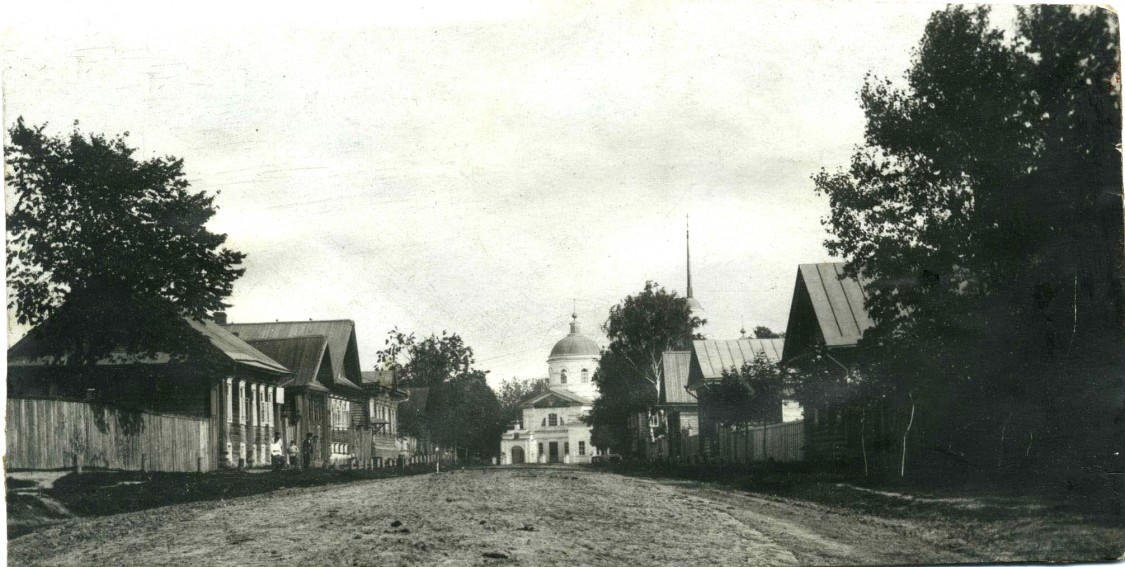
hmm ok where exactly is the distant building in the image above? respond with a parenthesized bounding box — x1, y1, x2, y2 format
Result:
(500, 312, 601, 464)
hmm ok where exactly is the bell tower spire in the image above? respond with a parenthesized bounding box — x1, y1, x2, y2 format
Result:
(686, 215, 694, 300)
(685, 216, 703, 313)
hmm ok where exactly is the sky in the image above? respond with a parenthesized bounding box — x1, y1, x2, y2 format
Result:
(3, 1, 967, 388)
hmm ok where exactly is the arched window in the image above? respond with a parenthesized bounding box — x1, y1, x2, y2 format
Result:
(548, 413, 558, 427)
(560, 369, 568, 384)
(581, 369, 589, 383)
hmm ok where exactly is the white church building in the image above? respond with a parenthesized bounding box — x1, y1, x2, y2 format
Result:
(499, 312, 601, 464)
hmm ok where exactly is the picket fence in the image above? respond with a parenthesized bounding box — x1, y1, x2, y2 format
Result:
(6, 397, 212, 472)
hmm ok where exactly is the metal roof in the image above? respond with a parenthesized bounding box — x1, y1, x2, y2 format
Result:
(791, 262, 874, 352)
(660, 351, 693, 405)
(223, 320, 364, 391)
(243, 335, 332, 392)
(691, 338, 785, 381)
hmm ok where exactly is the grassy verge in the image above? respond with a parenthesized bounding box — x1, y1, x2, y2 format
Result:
(607, 461, 1125, 562)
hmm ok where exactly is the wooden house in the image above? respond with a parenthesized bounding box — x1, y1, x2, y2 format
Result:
(779, 262, 875, 463)
(359, 370, 409, 461)
(7, 317, 291, 471)
(685, 338, 786, 458)
(220, 319, 371, 467)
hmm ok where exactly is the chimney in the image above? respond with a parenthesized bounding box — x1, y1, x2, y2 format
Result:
(214, 312, 228, 326)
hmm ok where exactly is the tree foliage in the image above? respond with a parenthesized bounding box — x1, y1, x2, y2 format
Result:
(376, 330, 501, 460)
(702, 355, 790, 426)
(496, 376, 549, 429)
(6, 118, 246, 364)
(589, 281, 705, 454)
(810, 6, 1123, 475)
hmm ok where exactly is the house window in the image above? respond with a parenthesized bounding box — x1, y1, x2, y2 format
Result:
(251, 385, 259, 426)
(548, 413, 558, 427)
(225, 379, 233, 423)
(560, 369, 567, 384)
(564, 442, 570, 455)
(537, 443, 543, 456)
(262, 388, 271, 427)
(581, 369, 589, 383)
(330, 398, 351, 430)
(238, 382, 247, 424)
(579, 441, 586, 456)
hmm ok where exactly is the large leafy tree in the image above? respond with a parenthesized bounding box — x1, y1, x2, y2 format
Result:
(495, 376, 549, 429)
(589, 281, 705, 454)
(6, 119, 246, 363)
(377, 330, 502, 460)
(812, 6, 1122, 474)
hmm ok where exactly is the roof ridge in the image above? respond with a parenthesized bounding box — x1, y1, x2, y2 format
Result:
(244, 334, 329, 342)
(223, 319, 355, 326)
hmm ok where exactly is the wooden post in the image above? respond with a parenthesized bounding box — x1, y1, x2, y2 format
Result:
(141, 454, 147, 473)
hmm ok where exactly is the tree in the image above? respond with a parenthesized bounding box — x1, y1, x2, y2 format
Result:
(702, 354, 789, 427)
(496, 376, 549, 428)
(589, 281, 705, 455)
(752, 326, 781, 339)
(6, 118, 246, 363)
(811, 6, 1122, 476)
(376, 330, 502, 460)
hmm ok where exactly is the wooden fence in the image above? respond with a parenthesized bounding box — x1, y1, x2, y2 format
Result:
(715, 420, 804, 463)
(6, 397, 212, 472)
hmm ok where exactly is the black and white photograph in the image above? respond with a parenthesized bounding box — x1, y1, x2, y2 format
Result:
(3, 1, 1123, 565)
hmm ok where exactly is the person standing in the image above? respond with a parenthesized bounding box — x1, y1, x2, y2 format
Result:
(301, 433, 315, 470)
(287, 440, 300, 469)
(270, 433, 284, 472)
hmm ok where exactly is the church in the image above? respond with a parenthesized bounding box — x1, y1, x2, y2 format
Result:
(499, 312, 601, 464)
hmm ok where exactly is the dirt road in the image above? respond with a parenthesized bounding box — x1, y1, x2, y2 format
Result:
(9, 466, 982, 566)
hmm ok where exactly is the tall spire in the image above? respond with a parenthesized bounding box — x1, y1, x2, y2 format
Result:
(686, 215, 693, 300)
(686, 215, 703, 312)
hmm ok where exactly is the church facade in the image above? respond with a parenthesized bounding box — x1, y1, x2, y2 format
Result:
(499, 313, 601, 464)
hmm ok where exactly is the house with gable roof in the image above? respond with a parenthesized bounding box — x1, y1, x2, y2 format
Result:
(221, 319, 374, 467)
(685, 337, 787, 458)
(8, 316, 291, 471)
(779, 261, 876, 463)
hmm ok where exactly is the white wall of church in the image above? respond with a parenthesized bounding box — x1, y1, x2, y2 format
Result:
(547, 355, 599, 400)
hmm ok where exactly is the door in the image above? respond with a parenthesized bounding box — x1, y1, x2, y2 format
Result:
(511, 446, 525, 464)
(548, 442, 559, 463)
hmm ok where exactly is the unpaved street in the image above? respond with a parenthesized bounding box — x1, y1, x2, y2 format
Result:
(9, 466, 978, 566)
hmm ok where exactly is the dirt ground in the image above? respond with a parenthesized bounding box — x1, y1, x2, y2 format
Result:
(6, 466, 1119, 566)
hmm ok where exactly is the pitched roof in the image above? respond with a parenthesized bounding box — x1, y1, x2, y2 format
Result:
(781, 262, 875, 361)
(223, 320, 363, 392)
(521, 387, 592, 408)
(691, 338, 785, 381)
(9, 317, 290, 375)
(660, 350, 694, 405)
(243, 335, 332, 392)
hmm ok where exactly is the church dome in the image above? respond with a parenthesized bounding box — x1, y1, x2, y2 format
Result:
(549, 313, 600, 358)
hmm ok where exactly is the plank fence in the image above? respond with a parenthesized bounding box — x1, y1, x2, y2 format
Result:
(716, 420, 804, 463)
(6, 397, 212, 472)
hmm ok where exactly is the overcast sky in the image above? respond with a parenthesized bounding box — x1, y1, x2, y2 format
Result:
(4, 1, 975, 387)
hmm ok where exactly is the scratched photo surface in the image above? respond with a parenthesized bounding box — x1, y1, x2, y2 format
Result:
(3, 2, 1123, 566)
